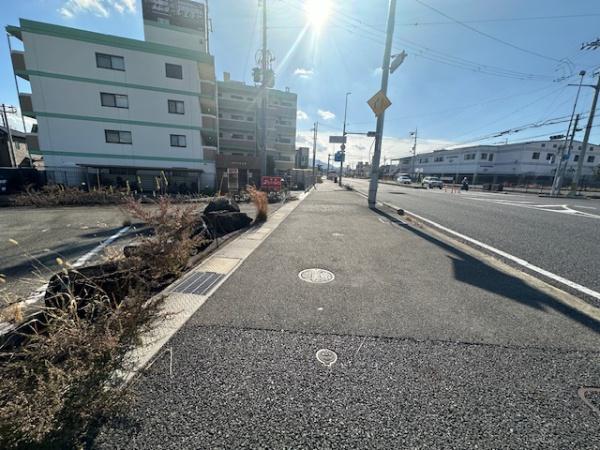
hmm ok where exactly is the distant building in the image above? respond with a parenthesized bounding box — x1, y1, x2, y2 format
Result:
(0, 126, 29, 167)
(216, 76, 297, 188)
(396, 139, 600, 184)
(355, 161, 371, 177)
(295, 147, 309, 169)
(7, 0, 218, 191)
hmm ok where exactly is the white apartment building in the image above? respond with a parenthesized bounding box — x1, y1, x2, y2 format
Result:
(394, 139, 600, 185)
(7, 0, 218, 192)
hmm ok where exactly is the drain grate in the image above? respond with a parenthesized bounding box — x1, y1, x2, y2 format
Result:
(170, 271, 224, 295)
(298, 268, 335, 284)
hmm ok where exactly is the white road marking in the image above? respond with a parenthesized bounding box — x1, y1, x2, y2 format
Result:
(23, 226, 131, 305)
(386, 203, 600, 302)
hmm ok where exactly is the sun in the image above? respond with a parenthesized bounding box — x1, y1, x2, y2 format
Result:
(304, 0, 332, 30)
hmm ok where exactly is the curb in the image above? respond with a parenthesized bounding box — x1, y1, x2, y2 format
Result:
(120, 188, 315, 384)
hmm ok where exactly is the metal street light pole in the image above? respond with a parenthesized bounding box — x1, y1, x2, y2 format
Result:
(569, 72, 600, 196)
(339, 91, 351, 186)
(368, 0, 397, 208)
(311, 121, 318, 186)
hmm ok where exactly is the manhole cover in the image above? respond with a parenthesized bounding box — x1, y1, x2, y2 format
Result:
(316, 349, 337, 367)
(298, 268, 335, 284)
(578, 387, 600, 417)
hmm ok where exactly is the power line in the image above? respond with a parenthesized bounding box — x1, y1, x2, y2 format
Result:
(397, 13, 600, 27)
(414, 0, 563, 63)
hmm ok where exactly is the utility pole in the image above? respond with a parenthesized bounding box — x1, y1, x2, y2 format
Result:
(551, 70, 586, 196)
(569, 72, 600, 196)
(311, 121, 318, 186)
(339, 91, 351, 186)
(410, 128, 417, 178)
(326, 153, 331, 177)
(368, 0, 397, 208)
(0, 103, 17, 167)
(259, 0, 269, 182)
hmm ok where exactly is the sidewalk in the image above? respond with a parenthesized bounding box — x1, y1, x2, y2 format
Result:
(97, 181, 600, 449)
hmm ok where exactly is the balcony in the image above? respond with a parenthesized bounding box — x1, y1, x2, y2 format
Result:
(202, 115, 217, 130)
(197, 62, 216, 81)
(203, 146, 217, 161)
(11, 50, 26, 74)
(19, 93, 34, 117)
(200, 97, 217, 116)
(25, 134, 39, 152)
(200, 81, 216, 98)
(219, 138, 256, 152)
(218, 118, 255, 132)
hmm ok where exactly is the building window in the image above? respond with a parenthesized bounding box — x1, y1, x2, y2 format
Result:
(578, 146, 582, 150)
(96, 53, 125, 71)
(231, 94, 244, 100)
(464, 153, 475, 160)
(247, 116, 254, 121)
(246, 135, 255, 140)
(170, 134, 187, 147)
(588, 155, 595, 163)
(218, 113, 223, 118)
(278, 137, 292, 144)
(231, 114, 244, 120)
(168, 99, 185, 114)
(553, 144, 557, 148)
(541, 143, 546, 148)
(532, 152, 540, 160)
(105, 130, 132, 144)
(434, 156, 444, 162)
(488, 153, 494, 162)
(590, 147, 594, 151)
(231, 133, 244, 139)
(100, 93, 128, 108)
(165, 63, 183, 79)
(574, 155, 579, 162)
(480, 153, 487, 160)
(546, 153, 554, 161)
(219, 132, 223, 138)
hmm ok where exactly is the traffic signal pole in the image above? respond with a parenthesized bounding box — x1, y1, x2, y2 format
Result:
(368, 0, 397, 208)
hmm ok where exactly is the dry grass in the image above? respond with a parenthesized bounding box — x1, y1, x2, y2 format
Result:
(0, 196, 207, 449)
(14, 185, 126, 207)
(247, 186, 268, 222)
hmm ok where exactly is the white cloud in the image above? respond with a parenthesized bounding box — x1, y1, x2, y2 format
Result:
(297, 110, 309, 121)
(59, 0, 137, 18)
(372, 67, 383, 77)
(295, 130, 455, 168)
(318, 109, 336, 121)
(294, 68, 314, 79)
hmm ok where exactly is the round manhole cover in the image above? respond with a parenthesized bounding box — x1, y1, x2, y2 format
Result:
(316, 349, 337, 367)
(298, 268, 335, 284)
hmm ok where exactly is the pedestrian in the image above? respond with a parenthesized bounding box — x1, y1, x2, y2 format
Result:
(461, 177, 469, 191)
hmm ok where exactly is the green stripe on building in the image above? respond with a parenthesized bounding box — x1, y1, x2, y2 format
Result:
(31, 149, 212, 164)
(143, 20, 204, 36)
(18, 70, 202, 98)
(16, 19, 214, 63)
(35, 111, 216, 132)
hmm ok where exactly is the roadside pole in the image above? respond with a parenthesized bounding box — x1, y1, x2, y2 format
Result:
(339, 92, 351, 187)
(326, 154, 331, 178)
(569, 73, 600, 197)
(410, 128, 417, 179)
(368, 0, 397, 208)
(0, 104, 17, 167)
(311, 121, 318, 186)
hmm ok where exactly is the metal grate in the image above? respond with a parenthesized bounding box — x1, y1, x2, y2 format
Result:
(170, 271, 224, 295)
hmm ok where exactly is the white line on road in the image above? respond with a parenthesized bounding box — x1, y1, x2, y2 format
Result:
(387, 203, 600, 302)
(23, 226, 131, 305)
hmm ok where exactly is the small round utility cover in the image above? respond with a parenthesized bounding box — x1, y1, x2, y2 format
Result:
(298, 268, 335, 284)
(316, 349, 337, 367)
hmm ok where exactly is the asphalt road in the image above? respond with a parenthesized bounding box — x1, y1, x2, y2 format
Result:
(97, 183, 600, 449)
(345, 178, 600, 295)
(0, 206, 136, 299)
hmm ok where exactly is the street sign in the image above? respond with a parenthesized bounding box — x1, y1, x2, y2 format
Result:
(261, 176, 282, 192)
(334, 151, 345, 162)
(389, 50, 407, 74)
(366, 131, 377, 137)
(329, 135, 347, 144)
(340, 143, 346, 151)
(367, 90, 392, 117)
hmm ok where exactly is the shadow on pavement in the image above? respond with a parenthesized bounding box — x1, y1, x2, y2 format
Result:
(373, 208, 600, 334)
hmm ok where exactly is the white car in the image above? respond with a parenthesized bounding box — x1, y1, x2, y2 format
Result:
(422, 177, 443, 189)
(396, 175, 412, 184)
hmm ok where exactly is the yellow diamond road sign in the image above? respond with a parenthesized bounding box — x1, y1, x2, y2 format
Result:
(367, 90, 392, 117)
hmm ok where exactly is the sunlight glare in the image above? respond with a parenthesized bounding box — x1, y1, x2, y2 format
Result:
(304, 0, 332, 30)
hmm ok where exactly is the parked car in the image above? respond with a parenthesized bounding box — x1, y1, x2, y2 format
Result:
(396, 175, 411, 184)
(422, 176, 443, 189)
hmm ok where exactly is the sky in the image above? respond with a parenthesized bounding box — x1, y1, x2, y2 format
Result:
(1, 0, 600, 167)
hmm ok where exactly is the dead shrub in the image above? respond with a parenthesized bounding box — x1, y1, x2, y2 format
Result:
(14, 185, 126, 207)
(247, 186, 268, 222)
(0, 196, 207, 448)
